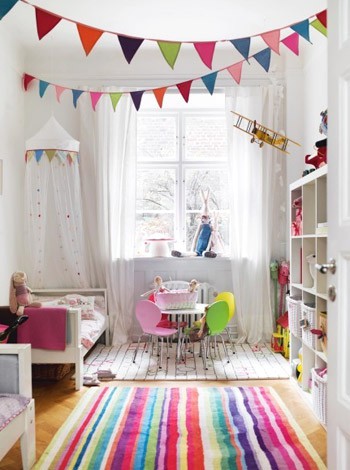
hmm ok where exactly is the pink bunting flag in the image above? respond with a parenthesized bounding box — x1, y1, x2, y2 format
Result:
(281, 32, 300, 56)
(176, 80, 193, 103)
(261, 30, 280, 54)
(227, 61, 243, 85)
(55, 85, 66, 102)
(193, 42, 216, 69)
(90, 92, 103, 111)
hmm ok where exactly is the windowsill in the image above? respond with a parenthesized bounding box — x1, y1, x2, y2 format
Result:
(134, 256, 232, 261)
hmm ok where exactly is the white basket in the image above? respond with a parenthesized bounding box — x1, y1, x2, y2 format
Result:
(311, 368, 327, 426)
(301, 303, 316, 349)
(287, 296, 302, 338)
(155, 290, 198, 310)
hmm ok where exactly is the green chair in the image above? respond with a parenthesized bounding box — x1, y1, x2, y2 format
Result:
(214, 291, 236, 353)
(201, 300, 230, 370)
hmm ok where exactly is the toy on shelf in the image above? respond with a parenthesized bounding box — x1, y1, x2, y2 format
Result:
(271, 311, 289, 358)
(303, 109, 328, 176)
(9, 271, 42, 316)
(291, 196, 302, 236)
(231, 111, 300, 154)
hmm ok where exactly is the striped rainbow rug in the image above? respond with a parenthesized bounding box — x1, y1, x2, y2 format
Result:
(35, 386, 325, 470)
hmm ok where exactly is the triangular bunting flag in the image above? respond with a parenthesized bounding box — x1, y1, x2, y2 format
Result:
(45, 150, 56, 162)
(317, 10, 327, 28)
(55, 85, 66, 102)
(153, 87, 167, 108)
(291, 19, 311, 42)
(72, 90, 84, 108)
(261, 30, 280, 54)
(281, 32, 300, 56)
(56, 150, 66, 163)
(39, 80, 50, 98)
(23, 74, 35, 91)
(67, 154, 73, 165)
(0, 0, 19, 20)
(90, 91, 103, 111)
(176, 80, 193, 103)
(227, 62, 243, 84)
(130, 91, 144, 111)
(35, 150, 44, 163)
(76, 24, 103, 56)
(157, 41, 181, 69)
(25, 150, 35, 163)
(201, 72, 218, 95)
(253, 48, 271, 72)
(117, 35, 144, 64)
(35, 8, 62, 40)
(193, 42, 216, 69)
(109, 92, 122, 111)
(310, 19, 327, 37)
(230, 38, 251, 61)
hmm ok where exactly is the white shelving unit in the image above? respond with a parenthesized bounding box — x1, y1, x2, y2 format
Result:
(289, 165, 328, 426)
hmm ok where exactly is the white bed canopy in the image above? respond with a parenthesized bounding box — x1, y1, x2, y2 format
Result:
(24, 116, 88, 288)
(25, 116, 80, 152)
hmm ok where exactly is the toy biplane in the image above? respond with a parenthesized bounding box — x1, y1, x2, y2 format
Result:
(231, 111, 300, 154)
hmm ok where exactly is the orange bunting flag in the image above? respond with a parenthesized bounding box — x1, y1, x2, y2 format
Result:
(193, 42, 216, 69)
(35, 8, 62, 40)
(153, 87, 167, 108)
(281, 32, 300, 56)
(176, 80, 193, 103)
(23, 73, 35, 91)
(261, 30, 281, 54)
(55, 85, 66, 102)
(76, 24, 103, 56)
(90, 92, 103, 111)
(227, 61, 243, 85)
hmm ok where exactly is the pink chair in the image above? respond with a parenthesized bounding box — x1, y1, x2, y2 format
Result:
(133, 300, 178, 369)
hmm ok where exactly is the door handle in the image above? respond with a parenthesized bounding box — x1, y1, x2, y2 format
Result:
(315, 258, 336, 274)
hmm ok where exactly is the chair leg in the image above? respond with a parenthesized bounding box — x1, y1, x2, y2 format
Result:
(219, 334, 230, 363)
(225, 326, 236, 354)
(159, 338, 164, 369)
(133, 334, 143, 363)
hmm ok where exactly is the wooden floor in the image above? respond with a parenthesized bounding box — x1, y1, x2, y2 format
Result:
(1, 375, 327, 469)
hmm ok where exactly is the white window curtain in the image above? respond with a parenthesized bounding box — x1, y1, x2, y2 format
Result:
(24, 126, 88, 288)
(225, 85, 286, 344)
(79, 92, 137, 345)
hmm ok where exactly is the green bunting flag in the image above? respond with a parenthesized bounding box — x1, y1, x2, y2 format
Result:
(157, 41, 181, 69)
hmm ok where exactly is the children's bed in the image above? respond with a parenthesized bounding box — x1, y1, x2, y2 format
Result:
(18, 288, 109, 390)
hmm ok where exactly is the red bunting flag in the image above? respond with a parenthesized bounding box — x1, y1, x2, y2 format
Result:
(227, 62, 243, 84)
(316, 10, 327, 28)
(193, 42, 216, 69)
(176, 80, 193, 103)
(23, 73, 35, 91)
(35, 8, 62, 40)
(153, 87, 167, 108)
(76, 24, 103, 56)
(261, 30, 281, 54)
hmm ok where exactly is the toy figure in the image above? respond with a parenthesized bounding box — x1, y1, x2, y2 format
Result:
(171, 189, 218, 258)
(9, 271, 42, 316)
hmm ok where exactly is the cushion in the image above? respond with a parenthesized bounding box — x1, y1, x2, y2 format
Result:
(0, 394, 30, 431)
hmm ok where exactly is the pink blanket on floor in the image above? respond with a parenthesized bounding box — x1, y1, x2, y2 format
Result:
(17, 307, 67, 351)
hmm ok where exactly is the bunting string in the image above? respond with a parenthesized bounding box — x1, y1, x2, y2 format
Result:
(25, 149, 80, 165)
(23, 12, 327, 113)
(11, 1, 326, 69)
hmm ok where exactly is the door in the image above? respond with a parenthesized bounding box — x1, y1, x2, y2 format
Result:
(327, 1, 350, 467)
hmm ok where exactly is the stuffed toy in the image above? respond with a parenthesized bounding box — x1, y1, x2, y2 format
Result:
(171, 189, 218, 258)
(9, 271, 42, 316)
(188, 279, 200, 293)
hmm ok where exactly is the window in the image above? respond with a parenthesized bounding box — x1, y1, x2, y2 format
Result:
(135, 91, 230, 256)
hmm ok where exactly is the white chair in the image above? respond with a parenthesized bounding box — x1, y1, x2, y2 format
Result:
(0, 344, 36, 470)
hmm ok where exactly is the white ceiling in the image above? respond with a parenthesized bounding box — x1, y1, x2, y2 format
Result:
(0, 0, 327, 83)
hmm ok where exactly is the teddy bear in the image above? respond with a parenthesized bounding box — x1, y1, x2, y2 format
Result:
(9, 271, 42, 316)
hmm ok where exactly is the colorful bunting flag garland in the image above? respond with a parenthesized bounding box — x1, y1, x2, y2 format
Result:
(25, 149, 79, 164)
(16, 0, 326, 69)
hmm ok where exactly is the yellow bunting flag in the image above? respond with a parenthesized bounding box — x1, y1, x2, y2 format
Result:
(157, 41, 181, 69)
(45, 150, 56, 162)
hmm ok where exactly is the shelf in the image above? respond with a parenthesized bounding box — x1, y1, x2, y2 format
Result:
(289, 166, 328, 428)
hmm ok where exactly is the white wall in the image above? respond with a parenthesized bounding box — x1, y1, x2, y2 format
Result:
(0, 32, 25, 304)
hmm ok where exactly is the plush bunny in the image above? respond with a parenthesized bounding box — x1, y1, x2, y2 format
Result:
(188, 279, 200, 293)
(9, 271, 42, 316)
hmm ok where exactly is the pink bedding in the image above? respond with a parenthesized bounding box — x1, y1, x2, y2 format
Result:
(17, 307, 67, 351)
